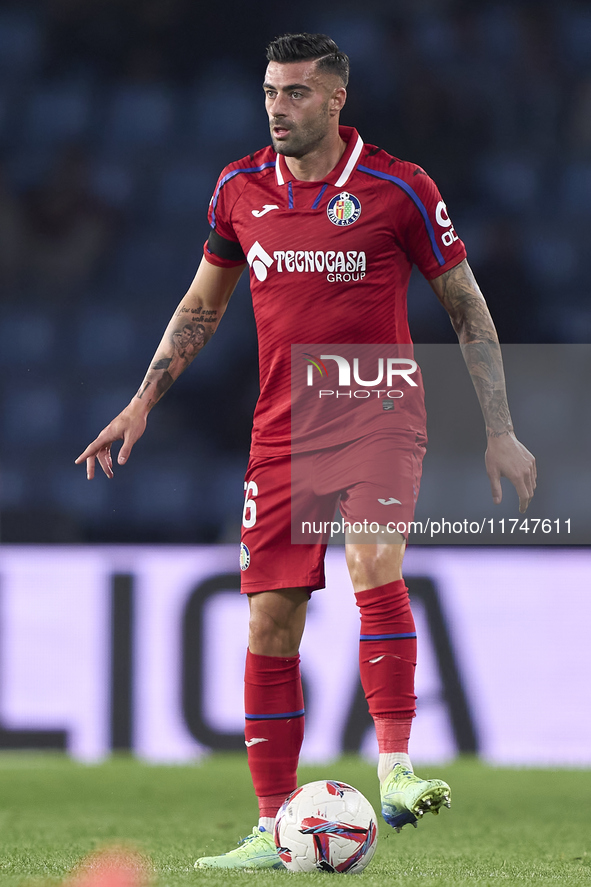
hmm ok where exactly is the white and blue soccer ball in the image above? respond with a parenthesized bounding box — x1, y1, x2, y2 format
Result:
(274, 780, 378, 874)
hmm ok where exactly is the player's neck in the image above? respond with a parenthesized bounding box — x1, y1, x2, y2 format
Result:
(284, 134, 347, 182)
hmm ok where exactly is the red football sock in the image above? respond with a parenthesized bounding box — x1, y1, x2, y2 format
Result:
(374, 715, 413, 752)
(257, 792, 289, 820)
(244, 649, 304, 819)
(355, 580, 417, 723)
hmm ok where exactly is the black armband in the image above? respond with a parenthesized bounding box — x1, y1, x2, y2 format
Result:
(206, 228, 246, 263)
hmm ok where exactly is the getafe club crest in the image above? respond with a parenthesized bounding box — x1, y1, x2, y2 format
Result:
(240, 542, 251, 571)
(327, 191, 362, 227)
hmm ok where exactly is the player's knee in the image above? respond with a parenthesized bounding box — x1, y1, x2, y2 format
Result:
(247, 594, 306, 656)
(248, 608, 280, 651)
(248, 615, 300, 657)
(346, 542, 405, 590)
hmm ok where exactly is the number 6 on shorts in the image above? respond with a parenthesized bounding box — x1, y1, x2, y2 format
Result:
(243, 480, 258, 528)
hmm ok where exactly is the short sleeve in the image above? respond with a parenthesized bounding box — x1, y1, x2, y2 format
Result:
(203, 166, 246, 268)
(391, 169, 466, 280)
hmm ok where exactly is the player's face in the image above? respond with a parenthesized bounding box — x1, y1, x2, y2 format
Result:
(263, 60, 345, 158)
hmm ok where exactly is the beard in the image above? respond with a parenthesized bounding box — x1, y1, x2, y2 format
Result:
(270, 105, 331, 158)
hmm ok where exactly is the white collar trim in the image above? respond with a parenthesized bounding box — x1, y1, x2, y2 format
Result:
(334, 133, 364, 187)
(274, 131, 364, 188)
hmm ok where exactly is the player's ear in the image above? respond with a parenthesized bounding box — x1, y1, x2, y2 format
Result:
(329, 86, 347, 116)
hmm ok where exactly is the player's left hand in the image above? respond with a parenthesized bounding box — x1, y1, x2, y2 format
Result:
(485, 432, 536, 513)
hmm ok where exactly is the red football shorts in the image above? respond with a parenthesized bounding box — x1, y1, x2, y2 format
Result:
(239, 430, 426, 594)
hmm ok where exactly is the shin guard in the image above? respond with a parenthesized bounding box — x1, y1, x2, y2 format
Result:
(244, 649, 304, 813)
(355, 580, 417, 721)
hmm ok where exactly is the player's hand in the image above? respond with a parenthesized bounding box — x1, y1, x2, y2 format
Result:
(485, 432, 536, 513)
(75, 403, 148, 479)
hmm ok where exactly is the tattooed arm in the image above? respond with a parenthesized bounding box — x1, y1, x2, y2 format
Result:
(430, 258, 536, 512)
(76, 258, 245, 479)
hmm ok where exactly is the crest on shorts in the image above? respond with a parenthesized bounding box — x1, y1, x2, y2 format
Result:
(240, 542, 251, 571)
(327, 191, 362, 227)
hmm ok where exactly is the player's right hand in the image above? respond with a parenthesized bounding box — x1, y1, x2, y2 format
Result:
(484, 431, 537, 514)
(75, 403, 148, 479)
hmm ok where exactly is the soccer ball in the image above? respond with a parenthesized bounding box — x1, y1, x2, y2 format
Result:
(274, 780, 378, 873)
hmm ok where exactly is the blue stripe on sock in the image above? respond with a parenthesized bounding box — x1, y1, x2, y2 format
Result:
(245, 709, 305, 720)
(359, 633, 417, 640)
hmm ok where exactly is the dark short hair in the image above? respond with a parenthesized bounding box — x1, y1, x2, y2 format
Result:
(266, 33, 349, 86)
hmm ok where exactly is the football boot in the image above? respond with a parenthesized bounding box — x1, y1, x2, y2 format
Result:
(381, 763, 451, 831)
(195, 826, 284, 870)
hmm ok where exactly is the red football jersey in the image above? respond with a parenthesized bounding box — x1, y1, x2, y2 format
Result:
(204, 126, 466, 455)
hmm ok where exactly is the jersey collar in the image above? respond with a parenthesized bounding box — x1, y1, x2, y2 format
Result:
(274, 126, 364, 188)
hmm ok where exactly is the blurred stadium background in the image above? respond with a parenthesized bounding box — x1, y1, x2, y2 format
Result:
(1, 0, 590, 543)
(0, 1, 590, 769)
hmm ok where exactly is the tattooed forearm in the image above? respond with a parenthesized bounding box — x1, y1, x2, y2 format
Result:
(431, 259, 514, 437)
(152, 357, 172, 370)
(124, 257, 242, 414)
(175, 304, 219, 324)
(136, 380, 151, 399)
(133, 308, 220, 409)
(154, 370, 174, 401)
(433, 260, 495, 343)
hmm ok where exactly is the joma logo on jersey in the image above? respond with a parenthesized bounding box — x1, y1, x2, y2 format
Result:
(246, 241, 367, 283)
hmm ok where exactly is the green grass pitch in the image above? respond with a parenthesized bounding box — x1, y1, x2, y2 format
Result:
(0, 753, 589, 886)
